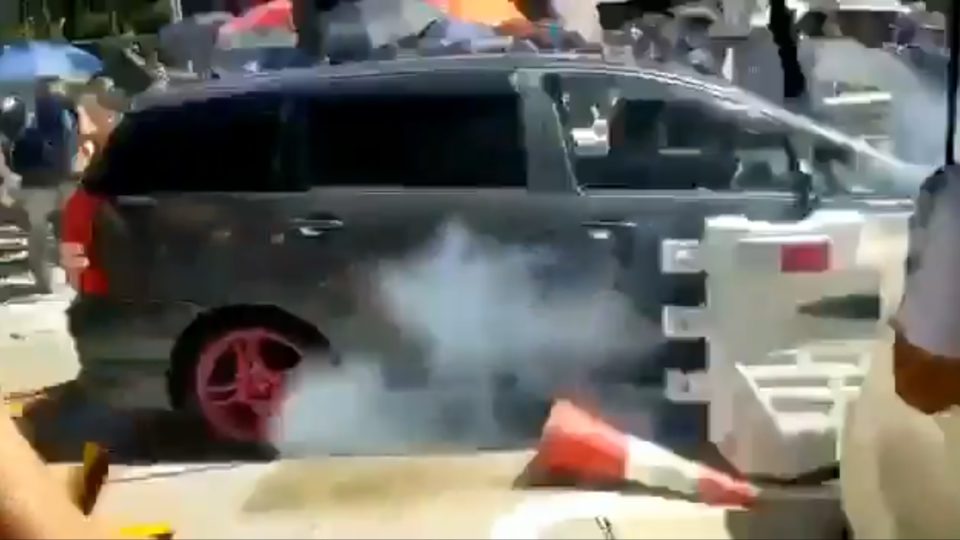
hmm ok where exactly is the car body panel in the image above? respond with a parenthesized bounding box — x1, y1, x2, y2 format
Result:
(68, 55, 924, 427)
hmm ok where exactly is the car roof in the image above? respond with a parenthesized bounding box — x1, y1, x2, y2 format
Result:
(131, 52, 909, 170)
(133, 53, 744, 111)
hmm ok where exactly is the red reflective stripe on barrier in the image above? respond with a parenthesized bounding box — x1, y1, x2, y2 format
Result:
(780, 242, 830, 273)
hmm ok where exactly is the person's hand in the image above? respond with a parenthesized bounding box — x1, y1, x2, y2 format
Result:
(7, 172, 22, 191)
(74, 141, 96, 174)
(0, 174, 21, 208)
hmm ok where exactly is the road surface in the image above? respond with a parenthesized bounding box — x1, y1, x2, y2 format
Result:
(0, 224, 849, 538)
(46, 451, 843, 539)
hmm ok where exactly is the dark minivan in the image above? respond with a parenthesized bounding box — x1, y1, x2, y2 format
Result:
(63, 53, 921, 443)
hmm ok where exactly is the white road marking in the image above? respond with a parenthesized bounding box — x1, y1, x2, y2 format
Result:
(489, 491, 725, 539)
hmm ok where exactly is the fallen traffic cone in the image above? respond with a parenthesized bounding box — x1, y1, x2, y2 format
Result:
(533, 399, 758, 507)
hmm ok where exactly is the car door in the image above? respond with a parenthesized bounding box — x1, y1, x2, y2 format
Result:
(524, 68, 808, 442)
(81, 90, 309, 358)
(278, 70, 581, 372)
(135, 93, 311, 308)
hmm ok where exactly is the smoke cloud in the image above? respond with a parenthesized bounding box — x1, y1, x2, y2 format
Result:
(272, 221, 661, 456)
(811, 40, 953, 166)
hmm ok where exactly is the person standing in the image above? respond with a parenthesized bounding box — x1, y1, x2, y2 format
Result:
(11, 78, 80, 295)
(76, 75, 122, 168)
(0, 96, 27, 211)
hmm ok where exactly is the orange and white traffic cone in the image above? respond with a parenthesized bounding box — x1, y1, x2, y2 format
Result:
(533, 399, 758, 508)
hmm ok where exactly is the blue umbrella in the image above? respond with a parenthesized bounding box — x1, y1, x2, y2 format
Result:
(0, 41, 103, 83)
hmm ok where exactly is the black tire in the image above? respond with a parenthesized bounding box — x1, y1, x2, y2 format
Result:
(168, 307, 329, 447)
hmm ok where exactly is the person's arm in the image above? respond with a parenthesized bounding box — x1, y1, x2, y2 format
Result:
(0, 406, 114, 539)
(0, 150, 18, 208)
(894, 165, 960, 414)
(0, 146, 15, 183)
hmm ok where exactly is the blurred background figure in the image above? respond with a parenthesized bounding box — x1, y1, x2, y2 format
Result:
(146, 50, 171, 91)
(76, 74, 121, 171)
(672, 1, 723, 75)
(10, 77, 79, 295)
(159, 11, 235, 79)
(0, 96, 27, 211)
(549, 0, 604, 43)
(631, 12, 675, 62)
(796, 7, 843, 38)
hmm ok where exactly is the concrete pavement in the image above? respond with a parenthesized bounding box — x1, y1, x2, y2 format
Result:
(66, 451, 844, 540)
(0, 224, 79, 395)
(0, 224, 847, 539)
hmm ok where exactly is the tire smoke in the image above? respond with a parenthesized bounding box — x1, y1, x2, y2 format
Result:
(272, 221, 662, 456)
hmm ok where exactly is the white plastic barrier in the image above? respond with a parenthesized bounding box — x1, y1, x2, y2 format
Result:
(661, 209, 910, 479)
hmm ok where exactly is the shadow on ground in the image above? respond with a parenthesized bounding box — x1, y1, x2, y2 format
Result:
(19, 382, 274, 463)
(724, 488, 848, 540)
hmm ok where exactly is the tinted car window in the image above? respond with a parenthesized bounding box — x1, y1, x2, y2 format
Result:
(297, 92, 527, 188)
(548, 72, 797, 191)
(84, 92, 287, 194)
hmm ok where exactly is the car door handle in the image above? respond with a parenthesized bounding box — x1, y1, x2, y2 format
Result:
(290, 217, 344, 238)
(582, 220, 636, 240)
(116, 195, 158, 207)
(582, 220, 637, 229)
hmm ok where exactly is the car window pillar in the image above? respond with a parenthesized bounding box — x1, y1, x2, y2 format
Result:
(516, 69, 578, 194)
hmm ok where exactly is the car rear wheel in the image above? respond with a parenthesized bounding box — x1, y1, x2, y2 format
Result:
(171, 312, 329, 444)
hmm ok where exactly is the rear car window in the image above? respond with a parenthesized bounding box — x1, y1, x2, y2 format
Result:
(83, 91, 287, 195)
(295, 92, 527, 188)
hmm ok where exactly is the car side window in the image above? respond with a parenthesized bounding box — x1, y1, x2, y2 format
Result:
(546, 72, 796, 192)
(85, 92, 288, 194)
(296, 91, 527, 188)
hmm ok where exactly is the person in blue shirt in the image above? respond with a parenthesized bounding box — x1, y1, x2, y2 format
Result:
(11, 78, 80, 294)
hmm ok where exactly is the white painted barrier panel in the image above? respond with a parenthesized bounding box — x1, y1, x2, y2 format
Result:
(662, 209, 910, 479)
